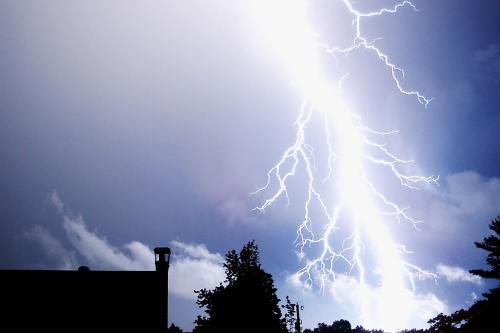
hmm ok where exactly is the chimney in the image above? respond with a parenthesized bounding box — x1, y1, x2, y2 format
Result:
(155, 247, 170, 272)
(154, 247, 171, 333)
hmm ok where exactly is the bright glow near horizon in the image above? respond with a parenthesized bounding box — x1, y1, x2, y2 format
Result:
(250, 0, 438, 330)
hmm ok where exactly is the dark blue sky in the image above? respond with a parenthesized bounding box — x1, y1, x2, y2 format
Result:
(1, 0, 499, 331)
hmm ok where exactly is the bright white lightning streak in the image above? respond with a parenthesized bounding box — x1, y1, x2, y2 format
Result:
(251, 0, 438, 330)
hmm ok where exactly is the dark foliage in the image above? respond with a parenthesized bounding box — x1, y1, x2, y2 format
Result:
(427, 312, 464, 333)
(193, 241, 287, 333)
(304, 320, 386, 333)
(470, 216, 500, 279)
(282, 296, 297, 332)
(427, 216, 500, 332)
(167, 323, 184, 333)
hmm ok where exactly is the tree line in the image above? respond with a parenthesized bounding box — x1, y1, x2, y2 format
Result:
(168, 216, 500, 333)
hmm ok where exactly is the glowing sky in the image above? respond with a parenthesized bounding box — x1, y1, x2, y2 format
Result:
(1, 1, 499, 331)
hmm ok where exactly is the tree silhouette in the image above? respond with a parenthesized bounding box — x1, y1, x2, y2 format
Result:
(461, 215, 500, 332)
(427, 216, 500, 332)
(427, 312, 462, 333)
(331, 319, 352, 333)
(167, 323, 184, 333)
(281, 296, 297, 332)
(470, 216, 500, 279)
(304, 320, 387, 333)
(193, 241, 287, 333)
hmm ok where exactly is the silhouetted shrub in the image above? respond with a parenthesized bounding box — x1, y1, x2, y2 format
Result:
(167, 323, 183, 333)
(193, 241, 287, 333)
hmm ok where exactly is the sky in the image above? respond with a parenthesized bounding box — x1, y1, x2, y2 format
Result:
(1, 0, 499, 331)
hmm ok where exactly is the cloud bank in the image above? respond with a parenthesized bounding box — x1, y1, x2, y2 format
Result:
(425, 171, 500, 247)
(436, 264, 482, 285)
(27, 191, 225, 300)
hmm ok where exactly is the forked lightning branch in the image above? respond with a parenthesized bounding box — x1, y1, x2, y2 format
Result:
(251, 0, 438, 328)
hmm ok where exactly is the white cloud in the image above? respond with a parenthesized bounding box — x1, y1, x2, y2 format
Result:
(436, 264, 482, 285)
(426, 171, 500, 241)
(169, 243, 225, 299)
(286, 270, 312, 294)
(217, 197, 253, 224)
(24, 225, 76, 270)
(49, 190, 65, 213)
(443, 171, 500, 216)
(29, 191, 225, 300)
(169, 240, 226, 299)
(170, 240, 224, 263)
(466, 291, 478, 306)
(61, 213, 154, 271)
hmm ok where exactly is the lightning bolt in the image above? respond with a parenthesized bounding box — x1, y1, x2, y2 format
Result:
(250, 0, 438, 330)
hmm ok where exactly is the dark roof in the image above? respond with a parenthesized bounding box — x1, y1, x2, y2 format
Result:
(1, 268, 167, 332)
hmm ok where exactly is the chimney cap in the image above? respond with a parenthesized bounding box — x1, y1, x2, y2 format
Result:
(154, 247, 171, 255)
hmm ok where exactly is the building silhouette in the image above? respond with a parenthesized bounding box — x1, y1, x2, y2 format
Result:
(1, 247, 170, 332)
